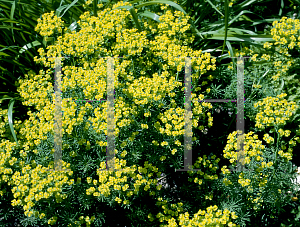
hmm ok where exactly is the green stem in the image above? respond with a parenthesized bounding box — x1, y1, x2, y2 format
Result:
(268, 126, 280, 183)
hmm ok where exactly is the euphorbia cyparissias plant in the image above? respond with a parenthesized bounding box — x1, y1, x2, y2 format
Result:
(0, 1, 242, 226)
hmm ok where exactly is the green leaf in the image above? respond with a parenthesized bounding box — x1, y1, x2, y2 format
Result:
(93, 0, 97, 17)
(279, 0, 284, 16)
(0, 75, 17, 86)
(134, 0, 187, 14)
(0, 18, 30, 27)
(290, 113, 300, 122)
(226, 40, 236, 65)
(208, 34, 274, 42)
(240, 14, 254, 22)
(56, 5, 69, 17)
(0, 95, 16, 103)
(0, 25, 28, 30)
(10, 0, 15, 43)
(221, 0, 229, 55)
(59, 0, 80, 18)
(250, 18, 277, 27)
(7, 98, 19, 147)
(129, 6, 142, 32)
(279, 77, 284, 91)
(139, 10, 160, 23)
(0, 52, 10, 57)
(204, 0, 224, 17)
(219, 10, 257, 30)
(19, 40, 41, 54)
(68, 21, 78, 32)
(236, 0, 260, 9)
(227, 28, 257, 35)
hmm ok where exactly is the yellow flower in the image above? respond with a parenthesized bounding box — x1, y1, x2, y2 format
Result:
(284, 130, 291, 137)
(160, 156, 166, 161)
(292, 197, 298, 201)
(171, 149, 177, 155)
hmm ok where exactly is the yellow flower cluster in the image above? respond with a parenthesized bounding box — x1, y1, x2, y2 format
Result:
(0, 106, 8, 139)
(167, 205, 238, 227)
(155, 95, 213, 143)
(35, 11, 64, 37)
(67, 215, 96, 227)
(238, 173, 251, 187)
(86, 160, 166, 204)
(149, 198, 239, 226)
(271, 17, 300, 49)
(222, 131, 266, 171)
(247, 192, 264, 210)
(0, 140, 18, 186)
(278, 148, 293, 160)
(47, 216, 57, 225)
(254, 93, 298, 129)
(126, 71, 181, 106)
(262, 133, 274, 144)
(0, 1, 218, 224)
(187, 155, 220, 187)
(10, 162, 73, 221)
(221, 128, 297, 211)
(152, 198, 184, 222)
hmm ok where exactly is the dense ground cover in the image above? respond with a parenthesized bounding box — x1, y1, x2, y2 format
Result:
(1, 0, 300, 226)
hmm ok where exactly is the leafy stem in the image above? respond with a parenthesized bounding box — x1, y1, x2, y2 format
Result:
(268, 126, 280, 184)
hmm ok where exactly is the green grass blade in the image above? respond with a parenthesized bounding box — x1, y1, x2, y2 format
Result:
(133, 0, 187, 14)
(279, 0, 284, 16)
(0, 52, 10, 57)
(60, 0, 79, 18)
(227, 28, 257, 35)
(56, 5, 69, 17)
(7, 98, 19, 147)
(129, 6, 142, 32)
(10, 0, 16, 43)
(55, 0, 67, 17)
(139, 10, 160, 22)
(226, 40, 236, 67)
(221, 0, 229, 55)
(228, 10, 256, 26)
(0, 75, 16, 86)
(236, 0, 261, 10)
(0, 25, 29, 30)
(93, 0, 97, 16)
(68, 21, 78, 31)
(251, 18, 278, 26)
(18, 40, 41, 54)
(205, 0, 224, 17)
(208, 34, 274, 42)
(0, 18, 30, 27)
